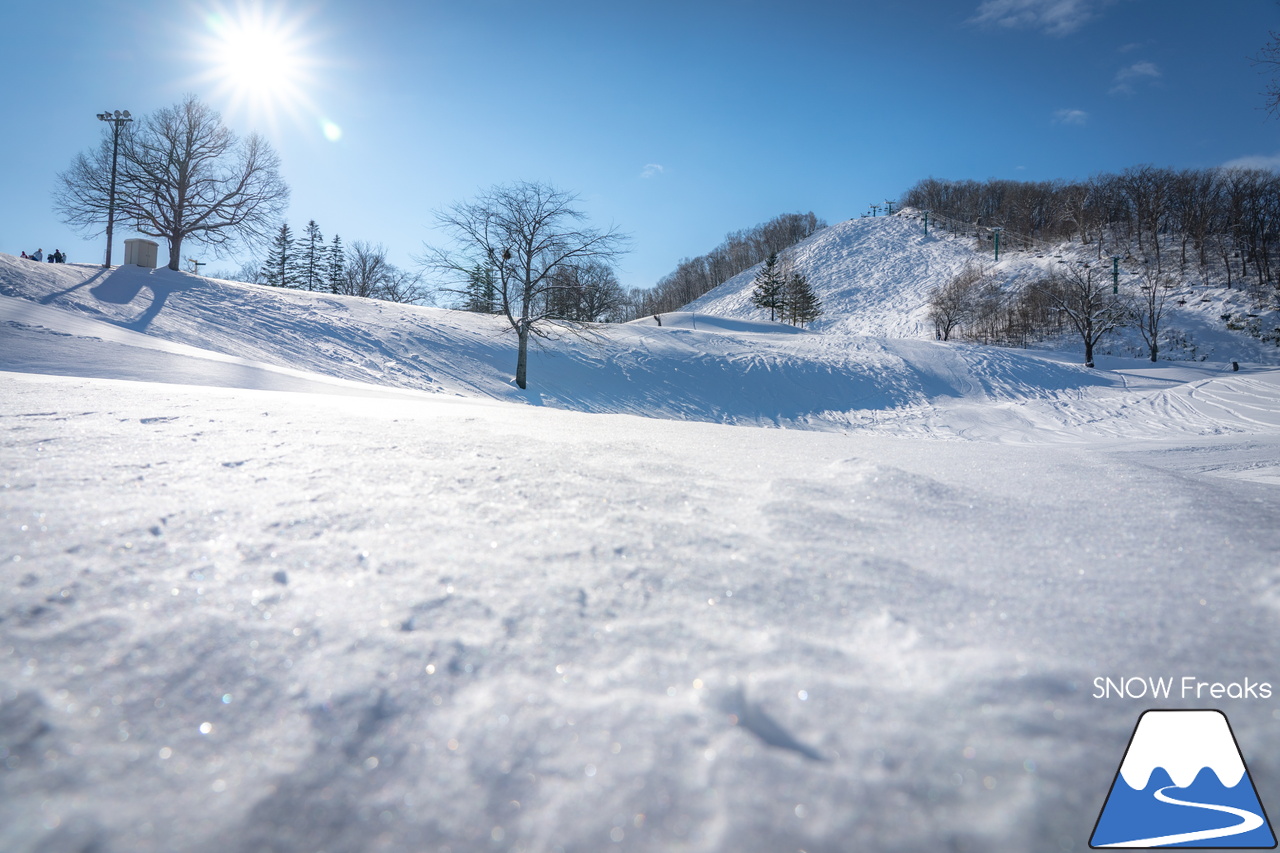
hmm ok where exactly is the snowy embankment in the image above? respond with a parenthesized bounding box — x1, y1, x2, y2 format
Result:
(2, 245, 1280, 853)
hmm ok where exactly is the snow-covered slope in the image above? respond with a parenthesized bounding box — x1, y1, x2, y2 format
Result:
(685, 213, 975, 337)
(5, 255, 1280, 442)
(684, 211, 1280, 365)
(4, 252, 1280, 853)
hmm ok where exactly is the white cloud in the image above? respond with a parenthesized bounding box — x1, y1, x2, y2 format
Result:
(1222, 152, 1280, 171)
(640, 164, 664, 179)
(1110, 60, 1161, 95)
(969, 0, 1110, 36)
(1053, 108, 1088, 125)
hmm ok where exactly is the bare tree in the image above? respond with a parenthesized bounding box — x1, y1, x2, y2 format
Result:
(53, 130, 129, 256)
(340, 241, 424, 303)
(1032, 263, 1128, 367)
(1130, 265, 1177, 362)
(206, 260, 264, 284)
(342, 240, 392, 298)
(1257, 28, 1280, 118)
(376, 266, 427, 304)
(427, 181, 627, 389)
(928, 262, 986, 341)
(56, 95, 290, 271)
(546, 260, 626, 322)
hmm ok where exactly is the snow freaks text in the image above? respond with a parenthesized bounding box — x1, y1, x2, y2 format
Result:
(1092, 676, 1273, 700)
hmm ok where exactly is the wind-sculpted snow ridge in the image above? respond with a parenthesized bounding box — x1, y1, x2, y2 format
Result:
(5, 253, 1279, 443)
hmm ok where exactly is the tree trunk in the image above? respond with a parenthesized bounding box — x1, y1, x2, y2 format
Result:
(167, 234, 183, 271)
(1084, 338, 1095, 368)
(515, 321, 530, 390)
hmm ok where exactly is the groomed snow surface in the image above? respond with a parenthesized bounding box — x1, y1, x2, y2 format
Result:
(3, 220, 1280, 853)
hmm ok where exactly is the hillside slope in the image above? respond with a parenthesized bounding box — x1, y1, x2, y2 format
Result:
(4, 248, 1280, 853)
(685, 214, 974, 337)
(3, 253, 1279, 442)
(684, 211, 1280, 365)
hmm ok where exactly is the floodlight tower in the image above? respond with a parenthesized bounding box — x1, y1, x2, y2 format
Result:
(96, 109, 133, 268)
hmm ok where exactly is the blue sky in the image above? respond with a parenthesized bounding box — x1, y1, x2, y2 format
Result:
(2, 0, 1277, 290)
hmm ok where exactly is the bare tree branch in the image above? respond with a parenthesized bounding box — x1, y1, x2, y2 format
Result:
(54, 95, 289, 271)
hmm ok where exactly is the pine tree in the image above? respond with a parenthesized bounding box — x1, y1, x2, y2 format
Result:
(463, 263, 498, 313)
(750, 252, 785, 321)
(301, 220, 324, 291)
(783, 271, 822, 327)
(326, 233, 346, 294)
(262, 223, 301, 288)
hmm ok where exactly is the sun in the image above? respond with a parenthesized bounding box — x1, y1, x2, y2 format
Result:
(196, 1, 323, 131)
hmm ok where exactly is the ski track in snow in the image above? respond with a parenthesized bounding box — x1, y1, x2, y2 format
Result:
(2, 224, 1280, 853)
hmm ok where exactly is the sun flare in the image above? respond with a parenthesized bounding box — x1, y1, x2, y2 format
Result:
(197, 2, 319, 130)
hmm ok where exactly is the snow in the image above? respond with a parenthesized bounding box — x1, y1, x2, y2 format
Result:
(688, 211, 1280, 365)
(2, 223, 1280, 853)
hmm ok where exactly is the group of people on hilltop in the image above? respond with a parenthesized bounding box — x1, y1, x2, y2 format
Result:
(19, 249, 67, 263)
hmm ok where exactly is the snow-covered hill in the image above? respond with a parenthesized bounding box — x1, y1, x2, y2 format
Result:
(686, 213, 976, 337)
(4, 254, 1280, 442)
(685, 211, 1280, 365)
(3, 250, 1280, 853)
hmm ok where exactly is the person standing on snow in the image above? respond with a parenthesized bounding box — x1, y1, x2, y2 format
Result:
(32, 249, 43, 262)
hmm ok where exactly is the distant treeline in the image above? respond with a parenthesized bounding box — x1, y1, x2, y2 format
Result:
(902, 167, 1279, 288)
(623, 212, 827, 318)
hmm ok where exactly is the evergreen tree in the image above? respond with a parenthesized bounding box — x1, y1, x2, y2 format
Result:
(783, 271, 822, 327)
(326, 233, 346, 294)
(463, 263, 498, 313)
(301, 220, 325, 291)
(750, 252, 785, 321)
(262, 222, 301, 288)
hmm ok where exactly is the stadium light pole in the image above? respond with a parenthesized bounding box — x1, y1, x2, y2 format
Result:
(96, 109, 133, 268)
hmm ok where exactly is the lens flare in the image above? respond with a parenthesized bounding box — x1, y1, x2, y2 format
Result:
(193, 1, 336, 140)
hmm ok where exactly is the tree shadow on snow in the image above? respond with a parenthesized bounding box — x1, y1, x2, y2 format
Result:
(88, 269, 197, 333)
(37, 268, 109, 304)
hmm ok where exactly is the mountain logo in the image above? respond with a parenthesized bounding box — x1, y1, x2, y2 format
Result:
(1091, 710, 1276, 848)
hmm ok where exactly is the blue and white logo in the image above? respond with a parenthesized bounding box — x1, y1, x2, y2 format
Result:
(1091, 710, 1276, 848)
